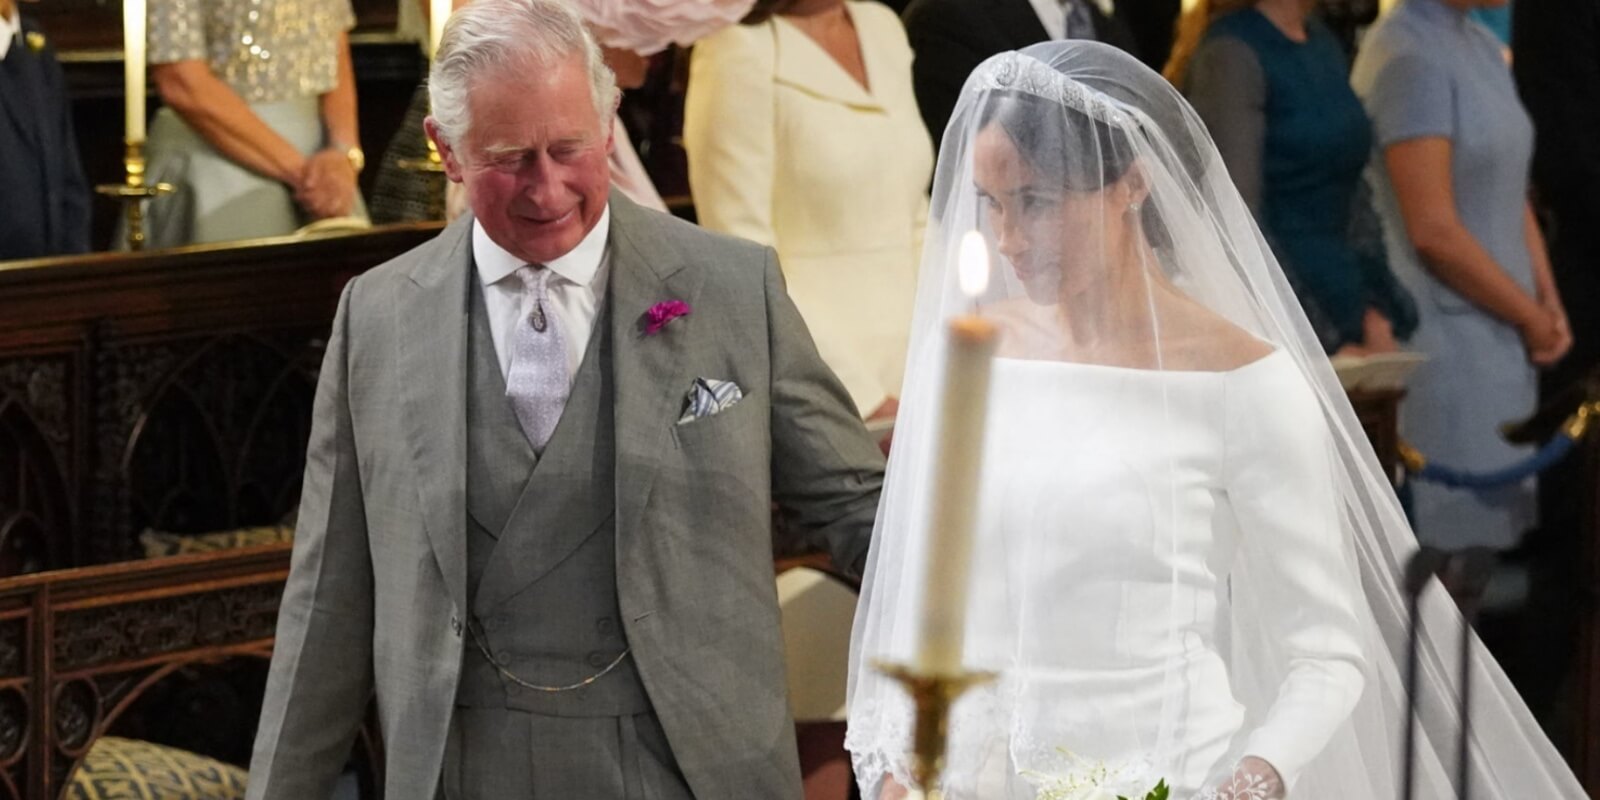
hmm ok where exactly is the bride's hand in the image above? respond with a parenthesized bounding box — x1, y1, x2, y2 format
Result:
(880, 774, 911, 800)
(1208, 756, 1286, 799)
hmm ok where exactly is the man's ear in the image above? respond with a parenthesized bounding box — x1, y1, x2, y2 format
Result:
(604, 97, 621, 156)
(424, 116, 467, 184)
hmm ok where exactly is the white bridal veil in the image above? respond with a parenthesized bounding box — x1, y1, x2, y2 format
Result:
(844, 42, 1583, 800)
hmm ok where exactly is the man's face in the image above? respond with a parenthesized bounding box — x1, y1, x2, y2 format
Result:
(433, 55, 614, 264)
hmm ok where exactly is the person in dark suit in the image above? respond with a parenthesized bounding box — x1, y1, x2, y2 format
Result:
(901, 0, 1170, 147)
(1122, 0, 1182, 70)
(0, 0, 89, 260)
(1516, 0, 1599, 395)
(1506, 0, 1600, 746)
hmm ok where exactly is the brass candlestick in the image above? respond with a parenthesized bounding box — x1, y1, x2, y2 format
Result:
(398, 135, 448, 220)
(96, 140, 175, 251)
(876, 661, 996, 799)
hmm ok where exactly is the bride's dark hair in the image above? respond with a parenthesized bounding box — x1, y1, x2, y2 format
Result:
(975, 89, 1179, 251)
(976, 90, 1133, 192)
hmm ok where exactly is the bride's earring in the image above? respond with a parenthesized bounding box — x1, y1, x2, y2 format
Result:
(1125, 201, 1144, 235)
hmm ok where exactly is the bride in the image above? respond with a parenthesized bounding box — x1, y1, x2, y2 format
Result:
(844, 42, 1584, 799)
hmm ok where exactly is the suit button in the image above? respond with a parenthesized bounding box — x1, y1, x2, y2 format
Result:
(587, 651, 608, 669)
(596, 617, 616, 636)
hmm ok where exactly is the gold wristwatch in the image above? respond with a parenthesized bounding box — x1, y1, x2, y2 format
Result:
(341, 144, 366, 174)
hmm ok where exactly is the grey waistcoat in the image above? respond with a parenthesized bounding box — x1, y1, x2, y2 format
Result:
(457, 275, 650, 717)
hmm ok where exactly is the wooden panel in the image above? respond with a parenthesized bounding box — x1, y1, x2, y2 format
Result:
(1349, 388, 1404, 483)
(0, 226, 431, 796)
(0, 224, 440, 574)
(0, 545, 350, 799)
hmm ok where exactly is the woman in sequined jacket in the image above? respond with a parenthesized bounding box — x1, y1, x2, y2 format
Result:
(132, 0, 368, 248)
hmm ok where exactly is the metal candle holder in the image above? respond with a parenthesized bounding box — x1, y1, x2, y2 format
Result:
(875, 661, 996, 799)
(96, 140, 175, 251)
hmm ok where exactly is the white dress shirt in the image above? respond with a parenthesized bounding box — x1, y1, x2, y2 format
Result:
(1029, 0, 1067, 40)
(1, 8, 22, 61)
(473, 205, 611, 386)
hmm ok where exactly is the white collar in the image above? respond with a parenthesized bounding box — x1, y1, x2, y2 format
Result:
(473, 204, 611, 290)
(1, 8, 22, 61)
(1066, 0, 1115, 17)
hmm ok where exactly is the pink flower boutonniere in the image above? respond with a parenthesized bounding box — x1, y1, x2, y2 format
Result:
(644, 300, 691, 336)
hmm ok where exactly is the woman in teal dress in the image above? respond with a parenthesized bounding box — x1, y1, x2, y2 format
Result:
(1168, 0, 1416, 355)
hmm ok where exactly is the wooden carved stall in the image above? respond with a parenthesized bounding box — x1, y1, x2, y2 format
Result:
(0, 224, 439, 574)
(0, 225, 436, 797)
(0, 545, 301, 799)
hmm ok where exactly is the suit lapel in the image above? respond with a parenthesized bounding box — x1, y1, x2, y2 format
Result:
(995, 0, 1051, 49)
(608, 193, 706, 547)
(399, 214, 475, 612)
(772, 13, 882, 111)
(463, 288, 536, 539)
(1088, 2, 1142, 63)
(0, 39, 43, 160)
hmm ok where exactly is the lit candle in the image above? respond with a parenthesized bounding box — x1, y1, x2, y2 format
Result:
(429, 0, 451, 60)
(915, 231, 1000, 676)
(123, 0, 147, 142)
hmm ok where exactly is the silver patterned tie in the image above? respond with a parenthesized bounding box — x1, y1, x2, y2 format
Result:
(505, 265, 569, 453)
(1063, 0, 1094, 39)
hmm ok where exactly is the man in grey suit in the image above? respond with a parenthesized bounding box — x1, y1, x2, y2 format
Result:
(244, 1, 885, 797)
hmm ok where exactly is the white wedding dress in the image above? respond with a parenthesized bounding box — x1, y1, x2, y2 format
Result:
(954, 352, 1364, 797)
(847, 41, 1587, 800)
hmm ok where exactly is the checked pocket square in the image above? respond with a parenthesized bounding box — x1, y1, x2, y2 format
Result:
(678, 378, 743, 424)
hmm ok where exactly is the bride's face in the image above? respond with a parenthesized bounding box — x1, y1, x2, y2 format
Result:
(972, 123, 1135, 305)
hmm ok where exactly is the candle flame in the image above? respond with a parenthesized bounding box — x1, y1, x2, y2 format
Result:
(958, 231, 990, 299)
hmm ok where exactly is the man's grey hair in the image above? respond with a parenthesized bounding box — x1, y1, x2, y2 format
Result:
(427, 0, 619, 147)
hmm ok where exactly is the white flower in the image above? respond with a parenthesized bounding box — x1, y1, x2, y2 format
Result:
(1026, 749, 1163, 800)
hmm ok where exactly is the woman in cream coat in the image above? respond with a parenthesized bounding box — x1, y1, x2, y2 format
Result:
(684, 0, 934, 419)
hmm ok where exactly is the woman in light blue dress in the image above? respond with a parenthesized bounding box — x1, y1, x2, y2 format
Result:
(1352, 0, 1570, 551)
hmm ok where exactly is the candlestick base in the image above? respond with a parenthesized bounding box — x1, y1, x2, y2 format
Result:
(874, 661, 997, 798)
(95, 140, 175, 252)
(397, 136, 449, 220)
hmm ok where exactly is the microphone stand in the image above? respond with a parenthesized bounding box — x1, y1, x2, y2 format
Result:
(1401, 546, 1498, 800)
(1445, 548, 1497, 800)
(1402, 547, 1448, 800)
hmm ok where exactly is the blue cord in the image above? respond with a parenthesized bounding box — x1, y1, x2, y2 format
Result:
(1412, 434, 1578, 489)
